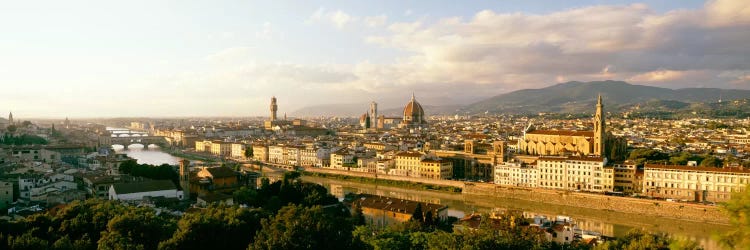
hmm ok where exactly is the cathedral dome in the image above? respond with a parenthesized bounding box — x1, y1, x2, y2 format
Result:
(403, 93, 425, 124)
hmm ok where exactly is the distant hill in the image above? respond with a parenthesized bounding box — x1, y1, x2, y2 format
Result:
(291, 103, 463, 117)
(463, 80, 750, 114)
(290, 103, 370, 117)
(624, 99, 750, 119)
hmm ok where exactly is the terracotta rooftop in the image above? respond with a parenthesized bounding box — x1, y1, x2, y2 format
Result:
(538, 156, 605, 162)
(644, 164, 750, 174)
(112, 179, 176, 194)
(527, 130, 594, 137)
(395, 151, 424, 157)
(204, 166, 237, 178)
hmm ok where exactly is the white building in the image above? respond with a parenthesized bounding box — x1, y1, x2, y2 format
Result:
(230, 143, 247, 159)
(537, 156, 613, 192)
(494, 162, 538, 188)
(109, 180, 183, 201)
(268, 145, 285, 164)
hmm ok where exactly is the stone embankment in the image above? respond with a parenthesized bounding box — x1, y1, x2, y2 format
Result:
(463, 183, 728, 225)
(301, 167, 729, 225)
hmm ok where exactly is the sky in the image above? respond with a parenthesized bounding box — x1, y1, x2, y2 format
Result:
(1, 0, 749, 118)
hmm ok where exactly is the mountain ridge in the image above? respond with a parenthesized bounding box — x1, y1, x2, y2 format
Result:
(462, 80, 750, 114)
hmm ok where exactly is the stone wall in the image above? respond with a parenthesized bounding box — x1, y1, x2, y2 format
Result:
(302, 167, 465, 188)
(301, 167, 728, 224)
(463, 183, 728, 225)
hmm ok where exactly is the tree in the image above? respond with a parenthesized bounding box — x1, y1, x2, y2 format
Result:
(699, 156, 723, 167)
(251, 205, 360, 250)
(594, 229, 700, 250)
(718, 184, 750, 249)
(233, 187, 259, 206)
(159, 205, 266, 250)
(97, 208, 175, 250)
(411, 203, 423, 223)
(245, 147, 254, 159)
(628, 149, 668, 166)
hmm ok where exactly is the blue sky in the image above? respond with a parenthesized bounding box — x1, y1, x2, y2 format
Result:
(1, 0, 748, 118)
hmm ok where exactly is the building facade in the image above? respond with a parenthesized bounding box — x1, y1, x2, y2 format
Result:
(643, 164, 750, 202)
(494, 162, 538, 188)
(537, 156, 613, 192)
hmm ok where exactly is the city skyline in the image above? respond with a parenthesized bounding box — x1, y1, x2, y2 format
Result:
(2, 0, 749, 118)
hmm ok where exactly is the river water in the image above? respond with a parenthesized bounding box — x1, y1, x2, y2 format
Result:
(112, 132, 728, 249)
(107, 127, 183, 165)
(302, 176, 729, 250)
(112, 144, 183, 165)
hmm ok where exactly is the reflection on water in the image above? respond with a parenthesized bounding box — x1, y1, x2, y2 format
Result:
(305, 176, 727, 250)
(112, 145, 182, 165)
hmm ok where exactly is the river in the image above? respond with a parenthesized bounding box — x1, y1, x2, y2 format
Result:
(302, 175, 729, 250)
(112, 144, 183, 165)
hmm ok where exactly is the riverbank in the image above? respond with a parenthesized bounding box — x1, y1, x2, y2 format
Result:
(302, 171, 462, 193)
(301, 166, 729, 225)
(162, 148, 217, 163)
(303, 175, 730, 250)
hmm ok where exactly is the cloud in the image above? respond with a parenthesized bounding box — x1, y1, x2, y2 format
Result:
(628, 70, 693, 82)
(308, 8, 357, 29)
(125, 1, 750, 116)
(364, 15, 388, 28)
(255, 22, 275, 40)
(357, 1, 750, 94)
(206, 47, 254, 64)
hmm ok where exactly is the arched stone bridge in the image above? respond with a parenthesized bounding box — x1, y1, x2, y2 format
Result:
(99, 134, 168, 149)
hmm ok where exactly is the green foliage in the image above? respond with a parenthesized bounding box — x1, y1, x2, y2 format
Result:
(594, 229, 700, 250)
(718, 184, 750, 250)
(628, 149, 668, 166)
(250, 204, 361, 250)
(0, 134, 48, 145)
(668, 152, 703, 166)
(98, 208, 176, 250)
(159, 205, 266, 250)
(119, 160, 179, 186)
(355, 211, 553, 250)
(699, 155, 723, 167)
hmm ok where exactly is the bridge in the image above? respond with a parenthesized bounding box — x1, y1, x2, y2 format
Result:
(99, 133, 168, 150)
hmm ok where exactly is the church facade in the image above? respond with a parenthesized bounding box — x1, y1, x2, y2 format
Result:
(518, 95, 620, 157)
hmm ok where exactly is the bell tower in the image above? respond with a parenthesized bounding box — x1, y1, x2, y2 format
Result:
(594, 95, 605, 156)
(179, 159, 191, 200)
(270, 96, 278, 121)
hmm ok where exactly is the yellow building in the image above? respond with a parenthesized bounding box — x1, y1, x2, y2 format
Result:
(419, 158, 453, 180)
(644, 164, 750, 202)
(432, 140, 505, 181)
(613, 162, 641, 194)
(394, 151, 424, 177)
(210, 141, 232, 157)
(251, 144, 268, 162)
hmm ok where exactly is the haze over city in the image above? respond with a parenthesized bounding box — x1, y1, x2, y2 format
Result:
(4, 1, 750, 250)
(2, 0, 749, 118)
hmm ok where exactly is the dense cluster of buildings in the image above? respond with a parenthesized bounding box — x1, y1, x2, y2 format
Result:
(4, 91, 750, 221)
